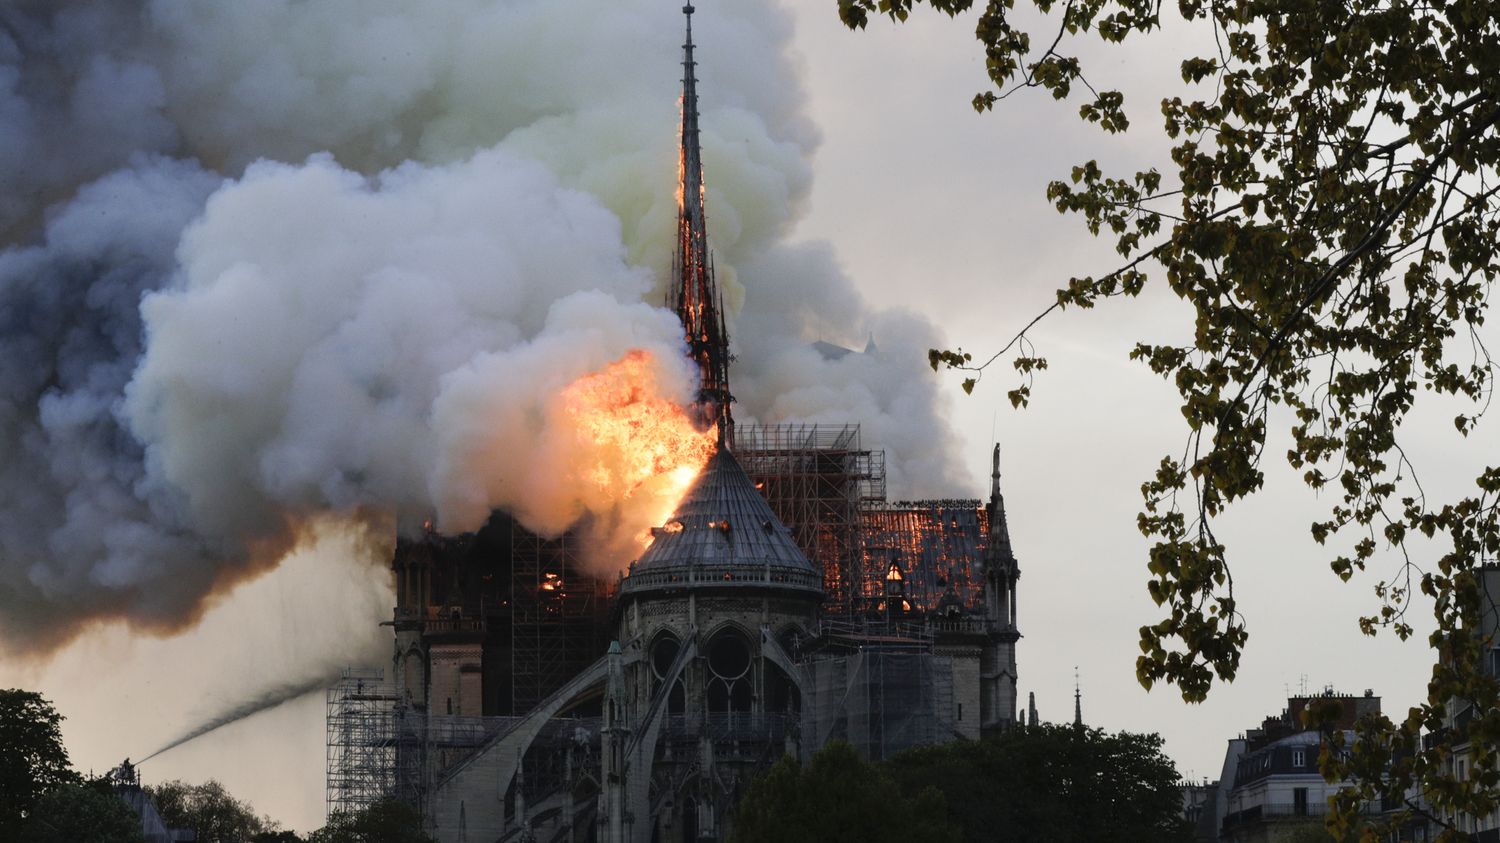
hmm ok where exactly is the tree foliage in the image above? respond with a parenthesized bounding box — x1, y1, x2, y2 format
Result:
(733, 729, 1186, 843)
(19, 780, 146, 843)
(886, 724, 1192, 843)
(307, 799, 433, 843)
(147, 779, 277, 843)
(1275, 820, 1370, 843)
(838, 0, 1500, 837)
(252, 832, 307, 843)
(729, 741, 960, 843)
(0, 689, 80, 837)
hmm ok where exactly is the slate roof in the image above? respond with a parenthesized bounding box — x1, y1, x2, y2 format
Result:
(632, 448, 816, 574)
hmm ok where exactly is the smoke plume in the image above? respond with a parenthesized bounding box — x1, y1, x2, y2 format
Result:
(0, 0, 966, 656)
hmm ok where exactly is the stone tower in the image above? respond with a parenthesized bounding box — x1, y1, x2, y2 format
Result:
(605, 448, 824, 841)
(982, 444, 1022, 730)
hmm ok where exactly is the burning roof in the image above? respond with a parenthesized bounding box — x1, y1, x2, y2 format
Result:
(629, 448, 816, 576)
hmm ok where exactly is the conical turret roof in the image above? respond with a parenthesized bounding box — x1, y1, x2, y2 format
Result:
(619, 448, 822, 598)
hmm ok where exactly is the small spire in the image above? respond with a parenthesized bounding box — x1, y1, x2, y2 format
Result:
(987, 443, 1017, 569)
(991, 443, 1001, 500)
(1074, 667, 1083, 727)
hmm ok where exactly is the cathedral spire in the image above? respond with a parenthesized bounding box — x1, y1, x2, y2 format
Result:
(672, 2, 734, 444)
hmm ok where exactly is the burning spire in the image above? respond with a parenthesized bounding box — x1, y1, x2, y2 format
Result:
(672, 2, 734, 444)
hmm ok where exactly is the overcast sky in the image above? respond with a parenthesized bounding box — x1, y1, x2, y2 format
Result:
(783, 0, 1472, 782)
(0, 1, 1471, 834)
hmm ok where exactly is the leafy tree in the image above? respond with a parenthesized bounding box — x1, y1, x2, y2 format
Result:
(730, 741, 960, 843)
(307, 799, 433, 843)
(885, 724, 1192, 843)
(838, 0, 1500, 837)
(19, 779, 146, 843)
(252, 832, 306, 843)
(146, 779, 276, 843)
(1276, 822, 1369, 843)
(0, 689, 80, 836)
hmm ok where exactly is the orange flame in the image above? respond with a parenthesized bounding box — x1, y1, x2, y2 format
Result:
(676, 95, 686, 210)
(561, 350, 716, 547)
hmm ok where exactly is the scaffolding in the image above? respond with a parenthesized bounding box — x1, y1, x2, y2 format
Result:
(326, 668, 399, 819)
(804, 648, 956, 761)
(733, 423, 885, 612)
(509, 527, 612, 715)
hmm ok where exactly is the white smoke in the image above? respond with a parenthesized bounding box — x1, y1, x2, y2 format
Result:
(128, 151, 694, 538)
(0, 0, 966, 653)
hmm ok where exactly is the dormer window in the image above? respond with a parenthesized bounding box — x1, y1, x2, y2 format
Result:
(884, 562, 906, 596)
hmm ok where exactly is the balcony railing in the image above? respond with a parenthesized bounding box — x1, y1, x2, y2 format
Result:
(1222, 801, 1384, 830)
(620, 563, 823, 596)
(419, 617, 486, 635)
(660, 712, 794, 744)
(1223, 803, 1327, 829)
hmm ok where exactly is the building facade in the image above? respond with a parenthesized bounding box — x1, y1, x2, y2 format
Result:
(1215, 692, 1384, 843)
(1431, 566, 1500, 841)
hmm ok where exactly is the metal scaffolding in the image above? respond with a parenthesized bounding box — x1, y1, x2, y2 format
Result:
(509, 527, 612, 715)
(326, 668, 399, 819)
(804, 648, 956, 761)
(733, 423, 885, 612)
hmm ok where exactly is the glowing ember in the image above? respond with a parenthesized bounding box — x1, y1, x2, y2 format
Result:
(561, 350, 716, 546)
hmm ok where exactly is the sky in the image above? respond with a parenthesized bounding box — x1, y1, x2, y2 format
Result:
(782, 0, 1462, 777)
(0, 0, 1476, 834)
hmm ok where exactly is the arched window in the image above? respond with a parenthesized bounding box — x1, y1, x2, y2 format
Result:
(706, 629, 754, 713)
(650, 631, 687, 714)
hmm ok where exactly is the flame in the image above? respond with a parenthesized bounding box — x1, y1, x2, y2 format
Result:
(561, 350, 716, 548)
(676, 94, 686, 210)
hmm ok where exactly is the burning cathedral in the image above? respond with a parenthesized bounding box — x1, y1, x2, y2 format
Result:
(325, 6, 1022, 841)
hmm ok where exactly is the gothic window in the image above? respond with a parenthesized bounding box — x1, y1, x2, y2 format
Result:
(706, 630, 753, 713)
(650, 631, 686, 714)
(651, 632, 681, 679)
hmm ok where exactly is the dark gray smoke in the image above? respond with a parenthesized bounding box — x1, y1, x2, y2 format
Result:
(0, 0, 967, 657)
(0, 158, 227, 650)
(0, 4, 176, 239)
